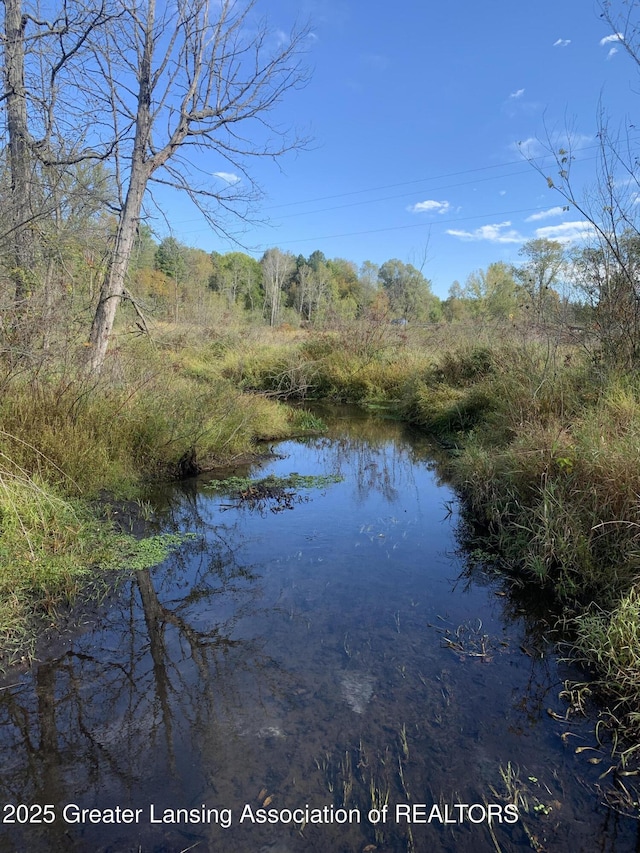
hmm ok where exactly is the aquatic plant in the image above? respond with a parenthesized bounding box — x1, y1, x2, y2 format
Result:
(206, 472, 342, 493)
(571, 586, 640, 752)
(205, 472, 343, 512)
(110, 532, 197, 571)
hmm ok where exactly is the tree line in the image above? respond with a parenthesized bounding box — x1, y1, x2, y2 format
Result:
(1, 0, 639, 374)
(131, 231, 582, 330)
(0, 0, 309, 373)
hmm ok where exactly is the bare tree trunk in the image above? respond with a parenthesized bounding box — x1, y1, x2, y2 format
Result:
(87, 170, 147, 372)
(85, 0, 308, 372)
(87, 0, 154, 374)
(4, 0, 34, 308)
(41, 257, 56, 352)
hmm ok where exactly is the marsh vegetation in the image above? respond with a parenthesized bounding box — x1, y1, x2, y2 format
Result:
(1, 418, 637, 852)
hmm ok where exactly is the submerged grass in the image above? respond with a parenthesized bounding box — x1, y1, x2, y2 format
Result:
(206, 472, 343, 495)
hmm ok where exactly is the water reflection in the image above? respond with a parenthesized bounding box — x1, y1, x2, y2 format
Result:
(0, 410, 637, 852)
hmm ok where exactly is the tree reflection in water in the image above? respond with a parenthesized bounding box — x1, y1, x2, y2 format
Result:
(0, 408, 637, 852)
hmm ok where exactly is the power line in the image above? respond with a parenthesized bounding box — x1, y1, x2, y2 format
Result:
(252, 206, 562, 249)
(259, 142, 617, 211)
(162, 137, 640, 247)
(166, 143, 611, 230)
(261, 158, 534, 209)
(269, 166, 561, 221)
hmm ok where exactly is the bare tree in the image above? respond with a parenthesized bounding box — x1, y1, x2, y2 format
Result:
(4, 0, 32, 307)
(518, 0, 640, 367)
(261, 247, 294, 327)
(1, 0, 116, 359)
(85, 0, 309, 373)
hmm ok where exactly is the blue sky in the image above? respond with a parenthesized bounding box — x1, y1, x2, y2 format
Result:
(160, 0, 637, 299)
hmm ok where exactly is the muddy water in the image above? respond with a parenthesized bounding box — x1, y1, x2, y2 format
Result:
(0, 410, 637, 853)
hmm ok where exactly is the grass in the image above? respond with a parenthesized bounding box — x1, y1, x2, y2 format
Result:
(216, 322, 640, 748)
(4, 315, 640, 748)
(571, 585, 640, 750)
(0, 337, 320, 497)
(0, 328, 329, 656)
(0, 455, 196, 663)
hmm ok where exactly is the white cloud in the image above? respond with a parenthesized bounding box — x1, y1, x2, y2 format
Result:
(553, 38, 571, 47)
(515, 137, 544, 159)
(600, 32, 623, 46)
(607, 46, 619, 59)
(446, 221, 524, 244)
(534, 221, 596, 243)
(525, 206, 567, 222)
(509, 88, 525, 99)
(213, 171, 241, 184)
(408, 199, 451, 215)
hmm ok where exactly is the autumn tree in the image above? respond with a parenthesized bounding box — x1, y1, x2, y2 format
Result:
(86, 0, 310, 372)
(327, 258, 360, 317)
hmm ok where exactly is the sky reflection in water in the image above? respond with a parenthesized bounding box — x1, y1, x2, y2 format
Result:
(0, 411, 637, 852)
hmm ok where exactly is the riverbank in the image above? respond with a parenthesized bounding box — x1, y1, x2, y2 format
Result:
(217, 320, 640, 753)
(0, 327, 324, 662)
(3, 319, 640, 756)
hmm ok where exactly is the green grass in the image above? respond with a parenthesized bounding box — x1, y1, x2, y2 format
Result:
(4, 318, 640, 748)
(572, 586, 640, 750)
(0, 330, 331, 655)
(0, 461, 193, 662)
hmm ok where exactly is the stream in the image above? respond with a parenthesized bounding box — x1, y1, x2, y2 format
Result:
(0, 408, 637, 852)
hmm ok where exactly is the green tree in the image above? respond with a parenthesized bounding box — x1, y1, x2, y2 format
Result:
(378, 259, 439, 321)
(130, 225, 158, 274)
(443, 280, 472, 322)
(210, 251, 262, 310)
(358, 261, 380, 312)
(512, 239, 564, 325)
(155, 237, 187, 323)
(464, 262, 520, 320)
(155, 237, 186, 282)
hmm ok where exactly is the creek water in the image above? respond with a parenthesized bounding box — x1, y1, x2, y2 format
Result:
(0, 409, 637, 853)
